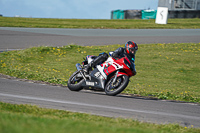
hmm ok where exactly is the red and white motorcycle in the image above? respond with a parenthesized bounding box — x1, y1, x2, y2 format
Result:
(67, 53, 136, 96)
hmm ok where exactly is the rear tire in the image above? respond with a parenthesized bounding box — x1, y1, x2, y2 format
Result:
(105, 75, 129, 96)
(67, 71, 84, 91)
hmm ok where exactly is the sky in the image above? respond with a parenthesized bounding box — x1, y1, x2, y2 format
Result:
(0, 0, 158, 19)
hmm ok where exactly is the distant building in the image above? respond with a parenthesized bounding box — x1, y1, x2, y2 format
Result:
(158, 0, 200, 18)
(158, 0, 200, 10)
(111, 0, 200, 19)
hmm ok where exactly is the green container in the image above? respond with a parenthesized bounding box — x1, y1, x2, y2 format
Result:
(112, 10, 124, 19)
(142, 10, 157, 19)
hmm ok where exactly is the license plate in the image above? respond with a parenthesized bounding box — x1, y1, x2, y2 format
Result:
(86, 81, 95, 86)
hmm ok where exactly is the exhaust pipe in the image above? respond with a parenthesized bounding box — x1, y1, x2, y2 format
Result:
(76, 63, 82, 71)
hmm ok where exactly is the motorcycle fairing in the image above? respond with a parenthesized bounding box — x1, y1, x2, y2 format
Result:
(81, 68, 105, 89)
(97, 57, 123, 79)
(117, 72, 129, 77)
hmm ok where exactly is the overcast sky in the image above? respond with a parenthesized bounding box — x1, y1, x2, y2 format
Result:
(0, 0, 158, 19)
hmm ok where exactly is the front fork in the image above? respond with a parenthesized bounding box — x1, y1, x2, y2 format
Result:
(76, 63, 86, 81)
(112, 70, 119, 84)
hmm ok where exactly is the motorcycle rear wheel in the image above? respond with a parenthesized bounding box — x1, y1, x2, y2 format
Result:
(67, 71, 84, 91)
(105, 75, 129, 96)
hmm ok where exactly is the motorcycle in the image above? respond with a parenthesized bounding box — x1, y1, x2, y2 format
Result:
(67, 52, 136, 96)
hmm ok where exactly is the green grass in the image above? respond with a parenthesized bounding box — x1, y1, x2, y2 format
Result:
(0, 43, 200, 103)
(0, 102, 199, 133)
(0, 17, 200, 29)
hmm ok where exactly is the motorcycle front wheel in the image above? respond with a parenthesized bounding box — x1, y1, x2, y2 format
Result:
(67, 71, 84, 91)
(105, 75, 129, 96)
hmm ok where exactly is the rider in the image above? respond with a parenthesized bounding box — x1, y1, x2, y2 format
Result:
(84, 41, 138, 75)
(111, 41, 138, 75)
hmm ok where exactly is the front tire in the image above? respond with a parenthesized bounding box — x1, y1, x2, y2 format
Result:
(67, 71, 84, 91)
(105, 75, 129, 96)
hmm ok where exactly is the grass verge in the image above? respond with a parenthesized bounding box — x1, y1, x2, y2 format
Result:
(0, 102, 199, 133)
(0, 17, 200, 29)
(0, 43, 200, 103)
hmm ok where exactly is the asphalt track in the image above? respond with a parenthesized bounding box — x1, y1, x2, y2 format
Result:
(0, 77, 200, 128)
(0, 27, 200, 51)
(0, 27, 200, 128)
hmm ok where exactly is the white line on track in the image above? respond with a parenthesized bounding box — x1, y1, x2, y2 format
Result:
(0, 93, 200, 120)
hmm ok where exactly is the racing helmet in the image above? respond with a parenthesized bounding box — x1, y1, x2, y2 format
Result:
(125, 41, 138, 55)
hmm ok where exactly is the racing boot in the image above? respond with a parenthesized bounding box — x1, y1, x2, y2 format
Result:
(84, 61, 93, 74)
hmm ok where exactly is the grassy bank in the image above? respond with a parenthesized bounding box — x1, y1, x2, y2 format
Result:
(0, 102, 199, 133)
(0, 43, 199, 103)
(0, 17, 200, 29)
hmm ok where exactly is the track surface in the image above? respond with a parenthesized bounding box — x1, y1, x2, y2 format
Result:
(0, 28, 200, 127)
(0, 77, 200, 127)
(0, 27, 200, 51)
